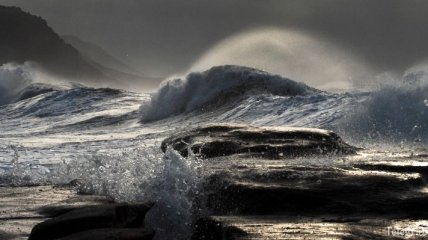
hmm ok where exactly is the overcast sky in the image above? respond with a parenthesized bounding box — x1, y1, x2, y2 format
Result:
(1, 0, 428, 80)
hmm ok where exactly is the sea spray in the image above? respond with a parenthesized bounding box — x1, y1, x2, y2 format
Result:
(1, 140, 204, 239)
(335, 67, 428, 146)
(189, 28, 373, 90)
(0, 63, 33, 105)
(144, 147, 203, 240)
(51, 144, 203, 240)
(0, 144, 51, 186)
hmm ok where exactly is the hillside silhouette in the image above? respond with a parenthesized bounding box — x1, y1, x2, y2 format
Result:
(0, 6, 160, 89)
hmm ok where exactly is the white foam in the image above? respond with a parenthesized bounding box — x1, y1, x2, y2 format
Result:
(50, 145, 202, 240)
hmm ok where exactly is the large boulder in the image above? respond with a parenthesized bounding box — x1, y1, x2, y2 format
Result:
(57, 228, 154, 240)
(29, 203, 153, 240)
(162, 124, 357, 159)
(191, 217, 246, 240)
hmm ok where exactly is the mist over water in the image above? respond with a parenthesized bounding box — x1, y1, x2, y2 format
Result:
(190, 28, 375, 90)
(335, 64, 428, 147)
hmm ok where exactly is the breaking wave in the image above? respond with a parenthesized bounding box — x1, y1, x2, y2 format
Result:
(15, 87, 123, 118)
(138, 64, 428, 145)
(0, 62, 72, 106)
(139, 65, 316, 122)
(0, 63, 34, 105)
(4, 62, 427, 146)
(336, 66, 428, 145)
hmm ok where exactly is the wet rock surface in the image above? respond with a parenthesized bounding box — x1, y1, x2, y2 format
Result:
(162, 124, 357, 159)
(202, 165, 428, 217)
(161, 124, 428, 239)
(56, 228, 154, 240)
(29, 203, 153, 240)
(0, 186, 154, 240)
(191, 217, 247, 240)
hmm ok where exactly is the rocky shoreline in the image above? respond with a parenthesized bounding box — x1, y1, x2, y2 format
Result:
(2, 125, 428, 239)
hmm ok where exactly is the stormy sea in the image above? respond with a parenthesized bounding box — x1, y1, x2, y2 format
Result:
(1, 62, 428, 240)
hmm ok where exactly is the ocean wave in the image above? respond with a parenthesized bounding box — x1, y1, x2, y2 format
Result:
(0, 62, 74, 106)
(336, 68, 428, 145)
(3, 87, 124, 118)
(0, 63, 34, 105)
(209, 92, 359, 128)
(139, 65, 316, 122)
(15, 83, 61, 101)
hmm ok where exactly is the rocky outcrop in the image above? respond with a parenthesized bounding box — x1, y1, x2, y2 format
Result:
(191, 217, 247, 240)
(203, 165, 428, 216)
(162, 124, 428, 239)
(29, 203, 153, 240)
(162, 124, 357, 159)
(57, 228, 154, 240)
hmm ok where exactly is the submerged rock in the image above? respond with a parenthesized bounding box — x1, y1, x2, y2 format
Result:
(57, 228, 154, 240)
(191, 217, 247, 240)
(203, 167, 428, 216)
(162, 124, 357, 158)
(37, 194, 116, 217)
(29, 203, 153, 240)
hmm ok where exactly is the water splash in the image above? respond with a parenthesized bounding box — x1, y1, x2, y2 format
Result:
(0, 144, 51, 186)
(336, 65, 428, 146)
(51, 145, 203, 240)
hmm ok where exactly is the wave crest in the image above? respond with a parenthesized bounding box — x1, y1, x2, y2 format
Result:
(0, 62, 72, 106)
(337, 67, 428, 145)
(139, 65, 315, 122)
(0, 63, 34, 105)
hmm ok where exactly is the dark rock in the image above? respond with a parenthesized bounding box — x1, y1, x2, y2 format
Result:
(191, 217, 246, 240)
(57, 228, 154, 240)
(202, 166, 428, 217)
(162, 124, 357, 159)
(29, 203, 153, 240)
(37, 194, 116, 217)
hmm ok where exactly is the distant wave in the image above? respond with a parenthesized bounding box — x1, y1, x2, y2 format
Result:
(0, 63, 69, 106)
(0, 63, 127, 121)
(139, 65, 317, 122)
(3, 87, 124, 118)
(0, 63, 34, 105)
(15, 83, 61, 102)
